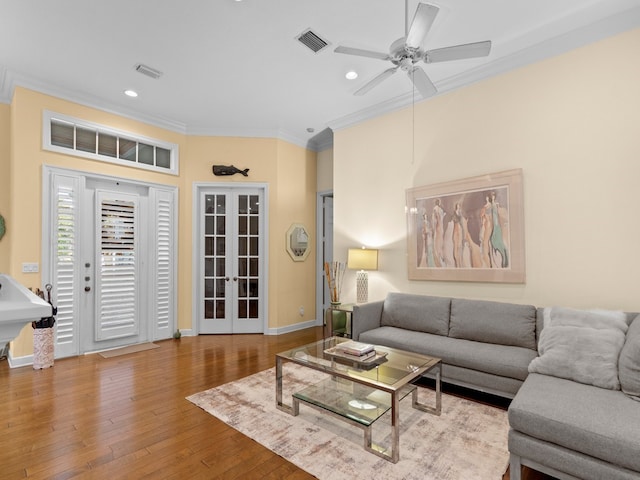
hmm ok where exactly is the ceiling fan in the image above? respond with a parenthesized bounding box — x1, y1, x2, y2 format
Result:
(334, 1, 491, 97)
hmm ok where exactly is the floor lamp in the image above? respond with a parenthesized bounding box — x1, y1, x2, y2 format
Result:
(347, 248, 378, 304)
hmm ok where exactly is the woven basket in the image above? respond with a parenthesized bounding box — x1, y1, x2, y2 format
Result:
(33, 328, 54, 369)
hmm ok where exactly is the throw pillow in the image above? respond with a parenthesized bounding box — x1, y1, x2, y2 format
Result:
(542, 306, 629, 333)
(618, 314, 640, 401)
(529, 307, 627, 390)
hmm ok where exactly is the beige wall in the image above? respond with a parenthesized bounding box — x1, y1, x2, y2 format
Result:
(6, 87, 316, 358)
(333, 28, 640, 312)
(274, 140, 317, 329)
(0, 103, 10, 272)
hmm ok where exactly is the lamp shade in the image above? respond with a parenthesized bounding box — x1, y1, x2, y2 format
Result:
(347, 248, 378, 271)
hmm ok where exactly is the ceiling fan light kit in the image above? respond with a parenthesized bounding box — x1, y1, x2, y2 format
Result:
(335, 2, 491, 98)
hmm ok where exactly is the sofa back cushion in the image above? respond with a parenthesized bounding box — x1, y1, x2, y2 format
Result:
(380, 293, 450, 336)
(449, 298, 537, 350)
(619, 314, 640, 400)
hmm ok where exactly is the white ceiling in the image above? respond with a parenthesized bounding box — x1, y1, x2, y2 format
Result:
(1, 0, 639, 151)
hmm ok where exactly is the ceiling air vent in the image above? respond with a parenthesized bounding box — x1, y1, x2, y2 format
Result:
(296, 29, 330, 53)
(135, 63, 163, 79)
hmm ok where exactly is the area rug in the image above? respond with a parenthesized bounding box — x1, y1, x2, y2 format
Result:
(97, 342, 159, 358)
(187, 363, 509, 479)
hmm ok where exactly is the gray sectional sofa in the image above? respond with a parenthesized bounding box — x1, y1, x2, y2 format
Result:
(352, 292, 640, 480)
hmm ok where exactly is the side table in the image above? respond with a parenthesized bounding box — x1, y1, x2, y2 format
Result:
(324, 303, 354, 338)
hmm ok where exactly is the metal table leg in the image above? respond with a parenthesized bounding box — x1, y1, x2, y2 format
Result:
(412, 362, 442, 416)
(275, 356, 298, 415)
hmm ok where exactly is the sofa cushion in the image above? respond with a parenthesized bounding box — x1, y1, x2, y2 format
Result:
(619, 314, 640, 400)
(448, 298, 537, 350)
(380, 293, 450, 336)
(359, 326, 536, 381)
(509, 373, 640, 473)
(528, 307, 627, 390)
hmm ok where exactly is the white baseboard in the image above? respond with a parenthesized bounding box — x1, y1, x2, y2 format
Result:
(265, 318, 319, 335)
(8, 350, 34, 369)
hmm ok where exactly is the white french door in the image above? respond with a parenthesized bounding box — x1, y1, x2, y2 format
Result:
(43, 167, 177, 357)
(196, 185, 266, 334)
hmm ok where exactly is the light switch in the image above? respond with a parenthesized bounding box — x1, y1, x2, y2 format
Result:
(22, 262, 39, 273)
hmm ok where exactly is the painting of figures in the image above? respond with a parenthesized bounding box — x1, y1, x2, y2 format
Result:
(406, 169, 525, 283)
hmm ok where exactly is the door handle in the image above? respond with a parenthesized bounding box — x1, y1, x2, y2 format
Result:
(225, 277, 230, 282)
(233, 277, 238, 281)
(84, 286, 91, 292)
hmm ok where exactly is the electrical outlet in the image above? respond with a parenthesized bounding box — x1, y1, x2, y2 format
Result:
(22, 262, 39, 273)
(299, 306, 304, 316)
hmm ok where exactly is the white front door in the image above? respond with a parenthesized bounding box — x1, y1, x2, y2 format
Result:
(44, 167, 177, 357)
(197, 186, 266, 334)
(80, 185, 144, 351)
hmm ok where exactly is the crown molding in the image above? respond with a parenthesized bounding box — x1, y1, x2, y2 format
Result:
(328, 4, 640, 133)
(1, 69, 188, 134)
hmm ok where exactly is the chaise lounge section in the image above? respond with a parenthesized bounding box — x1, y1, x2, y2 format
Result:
(508, 308, 640, 480)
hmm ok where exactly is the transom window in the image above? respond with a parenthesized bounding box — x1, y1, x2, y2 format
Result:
(43, 111, 179, 175)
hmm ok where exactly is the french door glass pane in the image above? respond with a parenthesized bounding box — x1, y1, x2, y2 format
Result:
(205, 237, 214, 256)
(205, 279, 215, 297)
(204, 300, 214, 319)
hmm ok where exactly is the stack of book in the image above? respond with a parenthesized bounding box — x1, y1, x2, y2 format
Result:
(334, 340, 376, 360)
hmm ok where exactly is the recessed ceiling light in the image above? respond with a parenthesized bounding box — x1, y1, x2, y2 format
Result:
(345, 71, 358, 80)
(124, 89, 138, 98)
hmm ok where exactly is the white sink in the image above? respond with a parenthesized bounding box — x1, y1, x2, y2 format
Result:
(0, 274, 53, 351)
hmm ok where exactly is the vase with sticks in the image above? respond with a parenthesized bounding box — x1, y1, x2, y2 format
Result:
(324, 261, 346, 305)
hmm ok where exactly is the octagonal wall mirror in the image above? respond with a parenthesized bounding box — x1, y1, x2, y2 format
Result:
(286, 223, 310, 261)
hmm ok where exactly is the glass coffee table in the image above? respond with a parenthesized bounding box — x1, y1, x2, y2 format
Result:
(276, 337, 441, 463)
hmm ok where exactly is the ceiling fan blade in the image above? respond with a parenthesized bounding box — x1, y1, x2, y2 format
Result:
(408, 67, 437, 98)
(354, 67, 399, 96)
(334, 45, 391, 61)
(405, 3, 439, 51)
(425, 40, 492, 63)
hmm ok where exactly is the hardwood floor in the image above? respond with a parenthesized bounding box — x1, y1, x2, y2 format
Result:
(0, 328, 554, 479)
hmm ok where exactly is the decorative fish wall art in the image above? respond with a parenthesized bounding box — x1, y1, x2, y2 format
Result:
(212, 165, 250, 177)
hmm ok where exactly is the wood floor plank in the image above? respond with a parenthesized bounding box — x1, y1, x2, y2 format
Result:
(0, 328, 554, 479)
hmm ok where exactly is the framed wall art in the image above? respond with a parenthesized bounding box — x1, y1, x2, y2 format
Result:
(406, 169, 525, 283)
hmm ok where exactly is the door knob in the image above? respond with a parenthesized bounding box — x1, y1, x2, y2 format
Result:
(84, 286, 91, 292)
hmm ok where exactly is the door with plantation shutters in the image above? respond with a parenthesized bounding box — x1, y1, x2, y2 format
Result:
(43, 167, 177, 357)
(94, 190, 139, 341)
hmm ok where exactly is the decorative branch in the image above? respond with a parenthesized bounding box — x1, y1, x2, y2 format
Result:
(324, 261, 346, 304)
